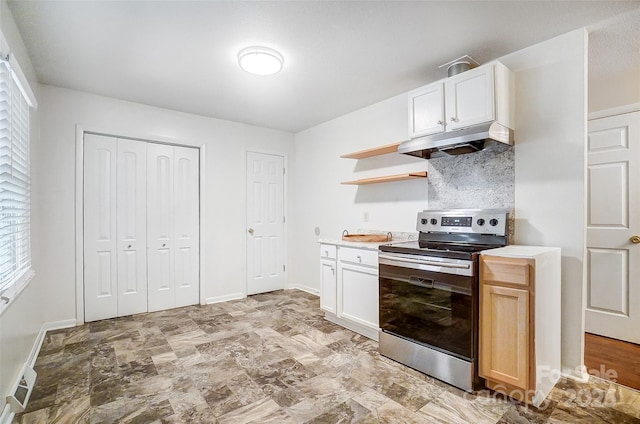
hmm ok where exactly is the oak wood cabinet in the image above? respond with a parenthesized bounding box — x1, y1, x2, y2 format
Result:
(479, 246, 561, 407)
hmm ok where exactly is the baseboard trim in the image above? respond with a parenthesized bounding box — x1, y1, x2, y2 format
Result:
(324, 313, 378, 341)
(562, 365, 590, 383)
(205, 293, 245, 304)
(0, 405, 12, 424)
(287, 284, 319, 296)
(2, 318, 77, 424)
(28, 319, 76, 366)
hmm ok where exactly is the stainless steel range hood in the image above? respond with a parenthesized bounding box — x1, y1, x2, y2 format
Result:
(398, 121, 514, 159)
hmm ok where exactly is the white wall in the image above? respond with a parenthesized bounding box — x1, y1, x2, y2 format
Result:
(290, 93, 428, 293)
(500, 29, 588, 377)
(0, 0, 42, 413)
(36, 85, 294, 323)
(291, 29, 589, 376)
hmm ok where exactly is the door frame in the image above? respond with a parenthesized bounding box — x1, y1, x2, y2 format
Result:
(243, 149, 288, 297)
(74, 125, 206, 325)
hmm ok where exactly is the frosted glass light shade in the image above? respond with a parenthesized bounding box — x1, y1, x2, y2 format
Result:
(238, 46, 284, 76)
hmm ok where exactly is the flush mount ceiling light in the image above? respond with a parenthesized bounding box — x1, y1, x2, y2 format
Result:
(238, 46, 284, 76)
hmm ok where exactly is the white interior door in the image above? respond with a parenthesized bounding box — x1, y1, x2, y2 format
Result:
(174, 146, 199, 308)
(246, 151, 285, 295)
(586, 110, 640, 344)
(147, 143, 175, 312)
(84, 134, 118, 321)
(116, 139, 148, 316)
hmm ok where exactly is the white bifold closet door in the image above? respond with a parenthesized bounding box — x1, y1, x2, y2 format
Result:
(84, 134, 148, 322)
(147, 143, 200, 312)
(84, 135, 199, 321)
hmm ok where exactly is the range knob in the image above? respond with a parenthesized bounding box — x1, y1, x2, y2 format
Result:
(430, 218, 438, 225)
(421, 219, 428, 225)
(477, 218, 485, 226)
(489, 218, 499, 227)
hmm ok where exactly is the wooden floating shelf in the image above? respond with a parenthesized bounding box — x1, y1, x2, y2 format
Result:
(340, 142, 402, 159)
(341, 171, 428, 185)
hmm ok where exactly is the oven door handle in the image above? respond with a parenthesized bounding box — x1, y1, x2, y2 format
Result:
(378, 254, 471, 270)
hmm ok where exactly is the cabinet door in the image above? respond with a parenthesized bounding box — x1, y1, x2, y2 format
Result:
(338, 263, 379, 329)
(320, 259, 336, 313)
(408, 83, 445, 137)
(479, 284, 529, 390)
(445, 65, 494, 131)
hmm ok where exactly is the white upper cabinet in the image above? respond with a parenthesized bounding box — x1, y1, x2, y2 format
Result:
(445, 65, 494, 130)
(408, 61, 513, 137)
(408, 83, 444, 138)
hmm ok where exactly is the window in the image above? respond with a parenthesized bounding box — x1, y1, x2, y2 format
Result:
(0, 55, 33, 301)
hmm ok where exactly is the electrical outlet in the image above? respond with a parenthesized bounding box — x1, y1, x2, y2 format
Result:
(363, 211, 369, 222)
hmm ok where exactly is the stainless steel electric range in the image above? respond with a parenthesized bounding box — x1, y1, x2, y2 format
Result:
(378, 209, 509, 392)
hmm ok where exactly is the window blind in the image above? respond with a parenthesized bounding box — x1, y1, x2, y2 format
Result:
(0, 59, 31, 293)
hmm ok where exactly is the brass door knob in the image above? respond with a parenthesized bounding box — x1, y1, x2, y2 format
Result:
(631, 235, 640, 244)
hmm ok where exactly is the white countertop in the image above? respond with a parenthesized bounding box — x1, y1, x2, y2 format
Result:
(481, 245, 561, 258)
(318, 231, 417, 250)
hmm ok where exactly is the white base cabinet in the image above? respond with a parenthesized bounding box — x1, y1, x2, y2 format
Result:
(319, 244, 379, 340)
(319, 244, 337, 314)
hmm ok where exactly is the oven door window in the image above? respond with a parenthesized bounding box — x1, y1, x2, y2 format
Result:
(379, 263, 474, 361)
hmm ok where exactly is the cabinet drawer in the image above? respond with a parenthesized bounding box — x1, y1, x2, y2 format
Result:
(320, 244, 337, 260)
(481, 256, 531, 287)
(339, 247, 378, 267)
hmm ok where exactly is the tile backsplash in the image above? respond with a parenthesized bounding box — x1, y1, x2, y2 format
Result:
(427, 143, 514, 211)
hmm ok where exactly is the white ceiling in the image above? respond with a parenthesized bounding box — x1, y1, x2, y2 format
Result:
(7, 1, 640, 133)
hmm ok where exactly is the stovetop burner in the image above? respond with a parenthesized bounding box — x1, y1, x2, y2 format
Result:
(379, 240, 484, 260)
(379, 209, 510, 259)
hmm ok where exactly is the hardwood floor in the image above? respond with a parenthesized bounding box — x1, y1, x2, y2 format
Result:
(585, 332, 640, 391)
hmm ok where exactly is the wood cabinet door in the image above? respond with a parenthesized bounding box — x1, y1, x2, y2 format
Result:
(320, 259, 336, 313)
(480, 284, 529, 390)
(445, 65, 494, 131)
(408, 83, 445, 137)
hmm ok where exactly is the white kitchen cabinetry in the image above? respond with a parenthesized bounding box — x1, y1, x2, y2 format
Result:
(319, 244, 379, 340)
(319, 244, 337, 314)
(408, 62, 513, 137)
(408, 83, 444, 137)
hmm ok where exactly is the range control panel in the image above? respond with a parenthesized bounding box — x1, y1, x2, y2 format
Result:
(416, 209, 509, 236)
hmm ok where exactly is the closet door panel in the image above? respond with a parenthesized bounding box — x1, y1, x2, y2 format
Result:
(174, 146, 200, 307)
(84, 134, 118, 321)
(147, 143, 175, 312)
(117, 139, 148, 316)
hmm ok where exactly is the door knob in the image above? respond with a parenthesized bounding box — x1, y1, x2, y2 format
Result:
(631, 235, 640, 244)
(248, 228, 254, 235)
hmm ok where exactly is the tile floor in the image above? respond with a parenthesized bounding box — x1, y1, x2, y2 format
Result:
(15, 290, 640, 423)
